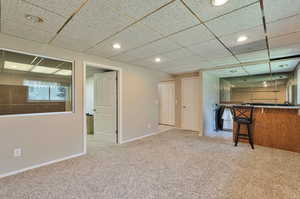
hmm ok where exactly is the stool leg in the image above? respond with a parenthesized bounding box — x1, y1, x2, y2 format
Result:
(234, 123, 240, 147)
(247, 124, 254, 149)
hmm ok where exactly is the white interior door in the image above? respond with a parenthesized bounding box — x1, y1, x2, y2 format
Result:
(159, 81, 175, 126)
(181, 77, 200, 131)
(94, 71, 117, 143)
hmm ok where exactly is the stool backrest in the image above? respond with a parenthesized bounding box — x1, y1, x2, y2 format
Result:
(231, 106, 254, 123)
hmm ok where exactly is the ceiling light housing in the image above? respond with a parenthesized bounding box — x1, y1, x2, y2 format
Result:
(263, 81, 268, 87)
(279, 64, 288, 68)
(237, 36, 248, 42)
(113, 43, 121, 49)
(4, 61, 32, 72)
(211, 0, 229, 6)
(25, 14, 44, 23)
(155, 58, 161, 63)
(55, 69, 72, 76)
(31, 66, 59, 74)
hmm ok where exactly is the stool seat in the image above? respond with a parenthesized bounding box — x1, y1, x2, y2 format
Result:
(231, 106, 254, 149)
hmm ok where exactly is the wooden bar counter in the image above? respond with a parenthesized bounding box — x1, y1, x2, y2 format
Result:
(232, 106, 300, 153)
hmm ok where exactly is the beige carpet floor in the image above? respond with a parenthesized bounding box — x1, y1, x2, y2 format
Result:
(1, 129, 300, 199)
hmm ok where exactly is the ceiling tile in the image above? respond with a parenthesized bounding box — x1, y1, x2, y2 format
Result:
(171, 56, 210, 68)
(1, 0, 66, 34)
(141, 0, 199, 36)
(51, 34, 97, 52)
(86, 22, 162, 58)
(184, 0, 257, 21)
(271, 59, 300, 73)
(267, 14, 300, 38)
(230, 40, 267, 55)
(71, 1, 134, 29)
(55, 1, 133, 44)
(51, 1, 135, 51)
(167, 24, 215, 47)
(206, 56, 239, 68)
(161, 63, 209, 74)
(205, 3, 263, 37)
(110, 38, 181, 62)
(220, 26, 265, 48)
(187, 39, 233, 59)
(51, 21, 105, 51)
(159, 48, 195, 61)
(270, 43, 300, 59)
(155, 56, 212, 73)
(209, 67, 248, 78)
(243, 63, 270, 75)
(269, 31, 300, 48)
(109, 53, 138, 63)
(132, 57, 172, 68)
(269, 31, 300, 58)
(1, 19, 53, 43)
(104, 0, 172, 20)
(23, 0, 84, 17)
(263, 0, 300, 23)
(236, 50, 269, 63)
(166, 55, 210, 68)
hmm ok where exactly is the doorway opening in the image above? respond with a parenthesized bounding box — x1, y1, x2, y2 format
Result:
(83, 62, 122, 152)
(202, 71, 233, 140)
(158, 81, 175, 132)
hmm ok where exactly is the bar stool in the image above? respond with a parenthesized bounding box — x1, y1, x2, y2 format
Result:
(231, 106, 254, 149)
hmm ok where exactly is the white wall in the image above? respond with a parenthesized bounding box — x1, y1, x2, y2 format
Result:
(0, 33, 171, 176)
(201, 72, 220, 136)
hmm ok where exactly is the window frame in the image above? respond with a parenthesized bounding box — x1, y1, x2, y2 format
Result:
(24, 80, 69, 102)
(0, 48, 75, 117)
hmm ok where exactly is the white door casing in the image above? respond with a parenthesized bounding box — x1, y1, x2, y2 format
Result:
(181, 77, 200, 131)
(93, 71, 117, 143)
(158, 81, 175, 125)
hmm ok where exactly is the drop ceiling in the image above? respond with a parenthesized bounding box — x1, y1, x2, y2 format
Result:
(1, 0, 300, 74)
(208, 58, 300, 78)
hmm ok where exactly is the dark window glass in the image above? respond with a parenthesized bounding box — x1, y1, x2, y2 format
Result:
(0, 49, 73, 115)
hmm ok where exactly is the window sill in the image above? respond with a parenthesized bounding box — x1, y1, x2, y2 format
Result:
(0, 111, 74, 118)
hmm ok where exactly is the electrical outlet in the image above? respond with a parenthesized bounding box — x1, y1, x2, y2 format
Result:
(14, 148, 22, 157)
(147, 124, 152, 129)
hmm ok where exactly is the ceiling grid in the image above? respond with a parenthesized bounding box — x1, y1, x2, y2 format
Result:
(180, 0, 251, 75)
(84, 0, 178, 52)
(1, 0, 300, 74)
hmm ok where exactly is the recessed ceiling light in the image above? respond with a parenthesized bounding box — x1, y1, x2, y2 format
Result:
(263, 81, 268, 87)
(113, 43, 121, 49)
(155, 57, 161, 63)
(31, 66, 59, 74)
(55, 69, 72, 76)
(211, 0, 229, 6)
(237, 36, 248, 42)
(25, 14, 44, 23)
(278, 64, 288, 68)
(4, 61, 33, 71)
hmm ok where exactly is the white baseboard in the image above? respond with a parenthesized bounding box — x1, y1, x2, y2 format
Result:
(0, 152, 85, 179)
(120, 127, 175, 144)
